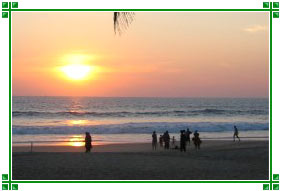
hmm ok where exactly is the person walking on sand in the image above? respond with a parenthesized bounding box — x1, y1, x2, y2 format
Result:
(180, 130, 187, 152)
(185, 128, 192, 146)
(233, 126, 240, 142)
(85, 132, 92, 153)
(152, 131, 157, 150)
(192, 130, 202, 150)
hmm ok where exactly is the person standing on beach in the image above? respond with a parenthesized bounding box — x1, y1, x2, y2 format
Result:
(233, 126, 240, 142)
(172, 136, 176, 146)
(152, 131, 157, 150)
(85, 132, 92, 153)
(163, 131, 170, 149)
(185, 128, 192, 146)
(159, 135, 163, 147)
(192, 130, 202, 150)
(180, 130, 187, 152)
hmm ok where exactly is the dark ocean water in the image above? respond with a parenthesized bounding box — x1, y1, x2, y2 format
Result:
(12, 96, 269, 135)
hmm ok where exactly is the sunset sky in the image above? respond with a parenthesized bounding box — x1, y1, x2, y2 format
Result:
(12, 12, 269, 97)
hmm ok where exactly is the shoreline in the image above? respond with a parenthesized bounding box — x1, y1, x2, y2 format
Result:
(12, 139, 268, 152)
(12, 130, 269, 147)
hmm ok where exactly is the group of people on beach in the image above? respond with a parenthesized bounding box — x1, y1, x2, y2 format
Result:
(153, 131, 171, 150)
(179, 129, 201, 151)
(152, 128, 202, 151)
(152, 126, 240, 152)
(84, 126, 240, 153)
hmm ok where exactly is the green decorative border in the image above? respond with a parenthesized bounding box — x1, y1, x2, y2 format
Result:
(1, 1, 280, 190)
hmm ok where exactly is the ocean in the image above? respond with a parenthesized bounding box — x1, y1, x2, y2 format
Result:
(12, 96, 269, 145)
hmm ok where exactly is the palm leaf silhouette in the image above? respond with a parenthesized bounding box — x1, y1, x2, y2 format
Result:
(113, 12, 135, 34)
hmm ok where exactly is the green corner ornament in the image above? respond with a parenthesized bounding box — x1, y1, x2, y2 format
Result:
(273, 12, 279, 18)
(12, 2, 18, 8)
(2, 174, 8, 180)
(263, 184, 269, 190)
(2, 12, 8, 18)
(273, 2, 279, 8)
(2, 2, 8, 8)
(274, 174, 280, 180)
(2, 184, 8, 191)
(12, 184, 18, 190)
(263, 2, 270, 8)
(273, 184, 280, 190)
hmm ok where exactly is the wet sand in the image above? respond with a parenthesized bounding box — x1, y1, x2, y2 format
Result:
(12, 140, 269, 180)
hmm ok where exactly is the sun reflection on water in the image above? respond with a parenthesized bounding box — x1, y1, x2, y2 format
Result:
(67, 120, 89, 126)
(68, 135, 84, 147)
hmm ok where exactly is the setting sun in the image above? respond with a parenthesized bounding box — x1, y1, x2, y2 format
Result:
(61, 64, 92, 80)
(58, 54, 95, 81)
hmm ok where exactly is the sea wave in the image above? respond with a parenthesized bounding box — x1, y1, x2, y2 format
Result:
(12, 121, 269, 135)
(12, 108, 268, 118)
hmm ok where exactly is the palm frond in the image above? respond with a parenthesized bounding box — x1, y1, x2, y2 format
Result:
(113, 12, 135, 35)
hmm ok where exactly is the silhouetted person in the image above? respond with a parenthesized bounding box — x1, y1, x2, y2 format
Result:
(233, 126, 240, 142)
(172, 136, 176, 146)
(159, 135, 163, 147)
(192, 130, 201, 150)
(152, 131, 157, 150)
(180, 130, 187, 152)
(185, 128, 192, 145)
(163, 131, 170, 149)
(85, 132, 92, 153)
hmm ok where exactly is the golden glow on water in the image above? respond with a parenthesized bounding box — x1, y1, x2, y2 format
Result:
(68, 136, 84, 147)
(67, 120, 89, 126)
(66, 135, 107, 147)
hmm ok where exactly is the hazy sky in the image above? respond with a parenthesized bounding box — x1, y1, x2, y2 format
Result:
(12, 12, 269, 97)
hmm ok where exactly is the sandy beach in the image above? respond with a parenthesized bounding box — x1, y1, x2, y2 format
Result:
(12, 140, 268, 180)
